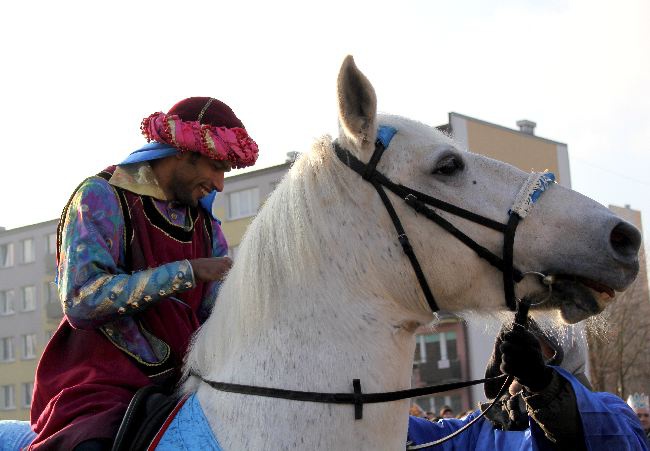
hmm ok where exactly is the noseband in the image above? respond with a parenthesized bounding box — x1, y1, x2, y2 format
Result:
(192, 127, 557, 448)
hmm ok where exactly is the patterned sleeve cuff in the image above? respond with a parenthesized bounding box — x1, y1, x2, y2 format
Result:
(184, 259, 197, 287)
(125, 260, 196, 310)
(66, 259, 198, 328)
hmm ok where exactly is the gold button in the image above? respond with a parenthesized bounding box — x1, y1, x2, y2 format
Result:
(171, 213, 178, 220)
(143, 295, 152, 302)
(130, 302, 139, 309)
(159, 290, 166, 296)
(172, 283, 180, 290)
(184, 282, 193, 288)
(117, 307, 126, 314)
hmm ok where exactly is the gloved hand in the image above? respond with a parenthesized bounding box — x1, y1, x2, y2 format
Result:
(499, 326, 553, 393)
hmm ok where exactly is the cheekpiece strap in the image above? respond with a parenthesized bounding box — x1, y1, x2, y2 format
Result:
(363, 126, 398, 180)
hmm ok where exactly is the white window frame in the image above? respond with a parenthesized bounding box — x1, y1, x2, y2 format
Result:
(0, 290, 16, 316)
(1, 385, 16, 410)
(414, 334, 427, 364)
(1, 337, 15, 362)
(21, 285, 36, 312)
(22, 382, 33, 408)
(228, 188, 260, 220)
(22, 334, 37, 359)
(22, 238, 35, 263)
(0, 243, 14, 268)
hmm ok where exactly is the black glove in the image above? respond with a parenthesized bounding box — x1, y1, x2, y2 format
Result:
(484, 328, 507, 399)
(499, 326, 553, 392)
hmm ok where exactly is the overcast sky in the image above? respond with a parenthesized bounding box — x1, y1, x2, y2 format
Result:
(1, 0, 648, 256)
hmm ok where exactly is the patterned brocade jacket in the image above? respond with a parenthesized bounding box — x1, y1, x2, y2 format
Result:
(56, 162, 228, 365)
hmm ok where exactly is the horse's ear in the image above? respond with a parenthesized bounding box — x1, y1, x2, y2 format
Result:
(337, 55, 377, 155)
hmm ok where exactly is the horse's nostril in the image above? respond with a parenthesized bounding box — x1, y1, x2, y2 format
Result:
(610, 221, 642, 258)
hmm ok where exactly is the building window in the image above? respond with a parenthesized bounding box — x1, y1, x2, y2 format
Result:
(22, 382, 33, 408)
(22, 238, 35, 263)
(22, 334, 37, 359)
(228, 188, 259, 220)
(47, 233, 57, 255)
(0, 243, 14, 268)
(1, 385, 15, 410)
(1, 337, 15, 362)
(414, 332, 457, 366)
(45, 282, 59, 304)
(0, 290, 15, 315)
(21, 286, 36, 312)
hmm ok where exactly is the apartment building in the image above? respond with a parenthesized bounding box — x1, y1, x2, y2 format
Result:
(0, 220, 60, 420)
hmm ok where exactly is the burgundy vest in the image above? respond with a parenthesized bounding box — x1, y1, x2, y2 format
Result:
(30, 167, 213, 450)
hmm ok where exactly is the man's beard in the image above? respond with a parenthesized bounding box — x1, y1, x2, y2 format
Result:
(168, 176, 198, 207)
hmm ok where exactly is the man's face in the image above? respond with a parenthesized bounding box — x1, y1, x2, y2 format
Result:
(169, 153, 229, 207)
(636, 408, 650, 432)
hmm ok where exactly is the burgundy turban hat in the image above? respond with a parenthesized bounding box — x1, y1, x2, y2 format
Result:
(125, 97, 258, 169)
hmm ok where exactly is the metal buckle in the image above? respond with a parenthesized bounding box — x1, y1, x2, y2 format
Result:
(514, 271, 554, 307)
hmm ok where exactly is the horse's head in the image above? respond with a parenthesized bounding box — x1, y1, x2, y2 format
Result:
(335, 55, 641, 324)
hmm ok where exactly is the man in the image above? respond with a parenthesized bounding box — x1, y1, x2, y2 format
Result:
(407, 321, 649, 450)
(627, 393, 650, 445)
(28, 97, 259, 450)
(439, 405, 454, 419)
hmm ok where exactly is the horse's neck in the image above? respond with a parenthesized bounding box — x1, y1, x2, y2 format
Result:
(197, 288, 417, 450)
(191, 146, 421, 449)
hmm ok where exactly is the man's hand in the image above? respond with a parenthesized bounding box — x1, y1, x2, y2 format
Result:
(190, 257, 233, 282)
(500, 326, 553, 393)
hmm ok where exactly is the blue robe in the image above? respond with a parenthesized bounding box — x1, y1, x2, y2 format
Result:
(407, 367, 648, 450)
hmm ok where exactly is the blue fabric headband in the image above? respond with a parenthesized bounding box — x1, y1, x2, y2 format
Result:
(118, 142, 180, 165)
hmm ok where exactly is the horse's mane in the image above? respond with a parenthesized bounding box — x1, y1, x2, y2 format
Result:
(183, 134, 357, 385)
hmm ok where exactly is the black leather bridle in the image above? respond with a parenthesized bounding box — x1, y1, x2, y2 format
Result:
(193, 127, 557, 447)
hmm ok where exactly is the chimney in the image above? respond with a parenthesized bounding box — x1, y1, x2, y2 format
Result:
(516, 119, 536, 135)
(285, 151, 300, 163)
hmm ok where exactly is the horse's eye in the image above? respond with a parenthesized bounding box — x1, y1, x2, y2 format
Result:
(432, 155, 464, 176)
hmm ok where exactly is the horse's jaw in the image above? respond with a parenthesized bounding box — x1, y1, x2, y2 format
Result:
(193, 290, 423, 451)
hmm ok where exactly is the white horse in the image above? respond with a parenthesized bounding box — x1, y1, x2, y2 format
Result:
(179, 56, 640, 450)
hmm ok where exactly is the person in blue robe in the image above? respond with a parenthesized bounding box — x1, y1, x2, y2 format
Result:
(407, 323, 648, 450)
